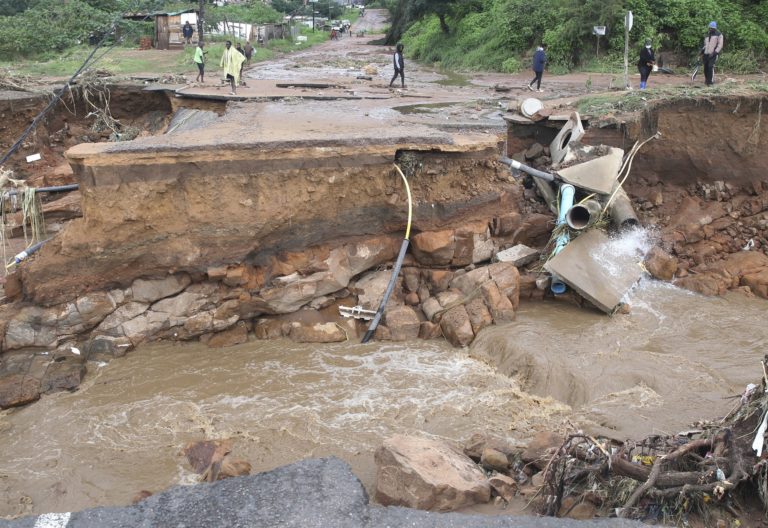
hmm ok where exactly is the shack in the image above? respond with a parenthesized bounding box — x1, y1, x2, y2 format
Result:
(123, 9, 199, 50)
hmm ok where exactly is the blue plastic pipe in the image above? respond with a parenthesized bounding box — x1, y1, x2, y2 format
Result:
(551, 184, 575, 294)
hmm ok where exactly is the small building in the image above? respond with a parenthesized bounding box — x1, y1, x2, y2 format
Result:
(123, 9, 199, 50)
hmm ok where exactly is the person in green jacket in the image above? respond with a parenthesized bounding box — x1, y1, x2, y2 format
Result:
(194, 42, 207, 83)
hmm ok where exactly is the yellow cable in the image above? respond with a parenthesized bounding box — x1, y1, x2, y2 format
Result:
(393, 163, 413, 240)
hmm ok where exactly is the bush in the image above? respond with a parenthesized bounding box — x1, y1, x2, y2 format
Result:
(0, 0, 112, 58)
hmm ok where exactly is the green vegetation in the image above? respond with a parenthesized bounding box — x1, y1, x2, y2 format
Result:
(576, 81, 768, 115)
(384, 0, 768, 74)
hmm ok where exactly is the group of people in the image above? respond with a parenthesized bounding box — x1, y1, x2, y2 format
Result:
(193, 39, 254, 95)
(527, 21, 724, 92)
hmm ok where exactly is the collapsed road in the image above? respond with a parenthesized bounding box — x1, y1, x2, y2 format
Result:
(0, 8, 767, 525)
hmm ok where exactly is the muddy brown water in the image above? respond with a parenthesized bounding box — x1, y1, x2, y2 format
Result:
(1, 235, 765, 519)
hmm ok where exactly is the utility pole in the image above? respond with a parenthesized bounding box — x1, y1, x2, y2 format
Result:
(623, 11, 632, 89)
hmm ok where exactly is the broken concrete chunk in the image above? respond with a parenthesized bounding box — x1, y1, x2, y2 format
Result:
(549, 112, 585, 165)
(556, 147, 624, 195)
(496, 244, 539, 267)
(544, 229, 643, 314)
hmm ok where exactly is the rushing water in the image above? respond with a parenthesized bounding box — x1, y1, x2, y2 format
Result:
(1, 230, 766, 518)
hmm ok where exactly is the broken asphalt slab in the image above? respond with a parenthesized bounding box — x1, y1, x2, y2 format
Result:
(1, 457, 644, 528)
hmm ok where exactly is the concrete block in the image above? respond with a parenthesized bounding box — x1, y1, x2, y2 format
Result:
(495, 245, 539, 267)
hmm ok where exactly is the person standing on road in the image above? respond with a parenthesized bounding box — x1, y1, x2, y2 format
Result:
(702, 21, 724, 86)
(194, 41, 207, 83)
(528, 44, 546, 92)
(220, 40, 245, 95)
(243, 41, 254, 65)
(637, 39, 655, 89)
(389, 43, 405, 89)
(182, 21, 194, 45)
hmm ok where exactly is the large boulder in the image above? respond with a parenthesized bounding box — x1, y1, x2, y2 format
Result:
(40, 356, 86, 393)
(644, 246, 678, 281)
(288, 322, 346, 343)
(374, 434, 491, 511)
(439, 305, 475, 347)
(206, 321, 249, 348)
(383, 305, 421, 341)
(411, 230, 455, 266)
(0, 374, 40, 408)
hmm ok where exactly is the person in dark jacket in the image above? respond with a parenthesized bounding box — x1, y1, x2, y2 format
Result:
(528, 44, 546, 92)
(701, 21, 724, 86)
(182, 22, 194, 45)
(637, 39, 655, 89)
(389, 43, 405, 89)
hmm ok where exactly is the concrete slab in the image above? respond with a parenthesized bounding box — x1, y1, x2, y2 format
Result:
(549, 112, 585, 165)
(544, 229, 643, 314)
(496, 244, 539, 267)
(556, 147, 624, 195)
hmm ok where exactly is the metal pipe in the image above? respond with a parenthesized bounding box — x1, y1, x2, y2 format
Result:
(361, 163, 413, 344)
(497, 156, 556, 182)
(565, 199, 602, 230)
(609, 186, 640, 230)
(2, 184, 79, 197)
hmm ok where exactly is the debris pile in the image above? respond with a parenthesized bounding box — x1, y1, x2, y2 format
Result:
(500, 108, 658, 314)
(533, 373, 768, 524)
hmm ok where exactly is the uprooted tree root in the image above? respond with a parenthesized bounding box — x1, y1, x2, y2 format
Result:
(536, 364, 768, 525)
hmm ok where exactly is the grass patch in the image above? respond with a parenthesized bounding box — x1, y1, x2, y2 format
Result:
(576, 81, 768, 115)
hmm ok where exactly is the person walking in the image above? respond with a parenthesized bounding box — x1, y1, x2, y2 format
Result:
(637, 39, 655, 89)
(194, 41, 207, 83)
(220, 40, 245, 95)
(702, 21, 724, 86)
(182, 21, 194, 45)
(389, 43, 405, 89)
(528, 44, 547, 92)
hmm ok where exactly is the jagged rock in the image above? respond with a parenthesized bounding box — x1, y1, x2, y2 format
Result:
(481, 447, 509, 472)
(85, 336, 133, 361)
(95, 302, 150, 334)
(182, 311, 215, 336)
(488, 262, 521, 308)
(375, 434, 491, 511)
(463, 433, 519, 461)
(383, 305, 421, 341)
(472, 232, 495, 264)
(439, 305, 474, 347)
(224, 266, 246, 287)
(492, 212, 522, 236)
(524, 143, 544, 160)
(152, 291, 209, 319)
(352, 270, 401, 310)
(131, 274, 191, 303)
(644, 247, 678, 281)
(743, 269, 768, 298)
(207, 266, 228, 280)
(253, 318, 288, 339)
(411, 230, 455, 266)
(404, 292, 420, 306)
(418, 321, 442, 339)
(481, 282, 515, 323)
(422, 269, 454, 292)
(0, 374, 40, 408)
(465, 297, 493, 335)
(522, 431, 563, 470)
(206, 321, 249, 348)
(421, 297, 442, 322)
(449, 267, 490, 297)
(489, 473, 518, 502)
(289, 322, 346, 343)
(218, 459, 252, 480)
(40, 356, 86, 393)
(402, 268, 420, 292)
(309, 296, 335, 310)
(5, 306, 59, 350)
(417, 284, 430, 303)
